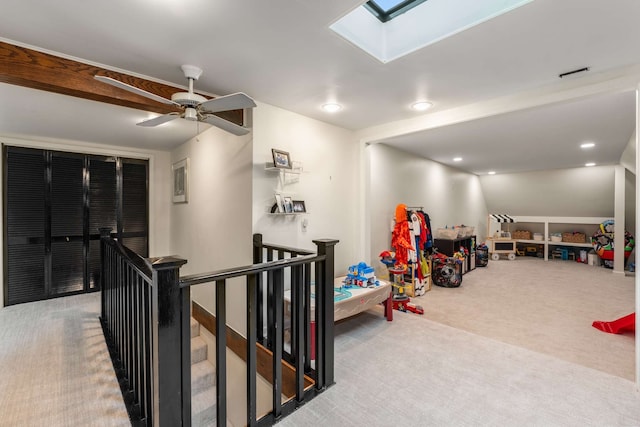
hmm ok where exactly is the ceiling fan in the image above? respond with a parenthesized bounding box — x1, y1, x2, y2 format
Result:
(95, 65, 256, 136)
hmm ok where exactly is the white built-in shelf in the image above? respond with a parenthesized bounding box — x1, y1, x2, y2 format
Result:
(503, 216, 610, 261)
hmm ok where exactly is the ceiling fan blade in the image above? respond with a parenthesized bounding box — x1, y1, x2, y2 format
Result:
(137, 113, 181, 127)
(199, 92, 256, 113)
(95, 75, 180, 106)
(201, 114, 251, 136)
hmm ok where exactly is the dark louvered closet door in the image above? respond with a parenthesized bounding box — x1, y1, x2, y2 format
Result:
(122, 160, 148, 257)
(88, 158, 117, 289)
(6, 148, 46, 304)
(5, 147, 149, 306)
(50, 153, 85, 295)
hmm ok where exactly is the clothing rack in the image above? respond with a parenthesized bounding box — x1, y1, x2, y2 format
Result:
(406, 206, 424, 211)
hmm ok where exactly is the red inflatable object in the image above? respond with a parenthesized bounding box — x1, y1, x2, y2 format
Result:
(592, 313, 635, 334)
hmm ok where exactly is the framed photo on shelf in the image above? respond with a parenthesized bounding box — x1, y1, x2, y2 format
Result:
(292, 200, 306, 213)
(283, 196, 293, 213)
(172, 158, 189, 203)
(271, 149, 292, 169)
(274, 194, 284, 213)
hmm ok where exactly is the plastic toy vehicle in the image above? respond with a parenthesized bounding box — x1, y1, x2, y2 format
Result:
(345, 261, 378, 287)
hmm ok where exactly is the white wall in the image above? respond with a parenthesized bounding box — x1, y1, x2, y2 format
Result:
(252, 102, 359, 276)
(367, 143, 488, 272)
(626, 169, 636, 235)
(479, 166, 616, 218)
(170, 127, 253, 333)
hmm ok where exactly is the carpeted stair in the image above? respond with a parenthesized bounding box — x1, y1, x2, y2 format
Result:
(191, 317, 228, 427)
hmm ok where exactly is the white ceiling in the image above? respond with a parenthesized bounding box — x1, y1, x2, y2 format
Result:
(1, 0, 639, 173)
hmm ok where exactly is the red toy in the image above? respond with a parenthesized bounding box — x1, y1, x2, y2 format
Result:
(592, 313, 635, 334)
(392, 299, 424, 315)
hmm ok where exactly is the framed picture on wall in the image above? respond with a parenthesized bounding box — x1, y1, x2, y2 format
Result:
(271, 149, 292, 169)
(283, 196, 293, 213)
(292, 200, 306, 213)
(172, 158, 189, 203)
(274, 193, 284, 213)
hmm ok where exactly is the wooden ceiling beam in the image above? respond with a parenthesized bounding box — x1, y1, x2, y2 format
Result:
(0, 41, 243, 125)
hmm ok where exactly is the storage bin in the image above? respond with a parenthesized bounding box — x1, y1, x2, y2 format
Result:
(436, 228, 459, 239)
(512, 230, 531, 240)
(562, 232, 586, 243)
(550, 233, 562, 242)
(459, 226, 475, 237)
(533, 233, 543, 241)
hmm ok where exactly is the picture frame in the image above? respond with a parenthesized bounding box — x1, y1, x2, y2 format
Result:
(274, 193, 284, 213)
(292, 200, 306, 213)
(283, 196, 293, 213)
(172, 158, 189, 203)
(271, 149, 292, 169)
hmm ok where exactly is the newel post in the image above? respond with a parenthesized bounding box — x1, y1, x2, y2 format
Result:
(253, 234, 264, 343)
(148, 256, 190, 427)
(313, 238, 339, 388)
(99, 227, 113, 320)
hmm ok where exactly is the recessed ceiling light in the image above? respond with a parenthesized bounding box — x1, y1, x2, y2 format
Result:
(580, 142, 595, 149)
(488, 171, 496, 175)
(322, 103, 342, 113)
(453, 157, 462, 162)
(585, 162, 596, 167)
(411, 101, 433, 111)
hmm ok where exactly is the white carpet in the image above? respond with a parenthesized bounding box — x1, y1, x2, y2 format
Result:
(278, 308, 640, 426)
(0, 293, 130, 427)
(414, 257, 636, 380)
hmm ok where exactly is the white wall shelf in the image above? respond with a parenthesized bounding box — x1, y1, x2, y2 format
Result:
(264, 163, 304, 174)
(265, 161, 307, 214)
(502, 216, 610, 261)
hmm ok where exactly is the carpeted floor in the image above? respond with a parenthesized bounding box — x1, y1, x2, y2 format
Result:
(413, 257, 636, 380)
(277, 257, 640, 426)
(0, 293, 130, 427)
(1, 259, 638, 426)
(279, 308, 640, 426)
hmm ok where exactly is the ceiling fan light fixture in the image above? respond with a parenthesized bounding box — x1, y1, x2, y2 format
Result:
(184, 107, 198, 121)
(95, 65, 256, 136)
(411, 101, 432, 111)
(322, 103, 342, 113)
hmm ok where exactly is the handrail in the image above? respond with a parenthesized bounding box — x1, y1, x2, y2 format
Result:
(260, 242, 315, 256)
(101, 228, 152, 279)
(179, 254, 324, 287)
(100, 231, 337, 426)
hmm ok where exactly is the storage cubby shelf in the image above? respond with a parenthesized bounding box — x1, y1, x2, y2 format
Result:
(506, 216, 610, 260)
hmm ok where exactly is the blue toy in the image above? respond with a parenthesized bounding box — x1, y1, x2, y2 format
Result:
(344, 261, 379, 288)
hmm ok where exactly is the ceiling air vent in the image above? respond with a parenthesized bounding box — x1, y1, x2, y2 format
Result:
(558, 67, 590, 78)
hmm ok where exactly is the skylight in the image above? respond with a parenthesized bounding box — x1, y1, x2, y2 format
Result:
(331, 0, 534, 63)
(364, 0, 428, 23)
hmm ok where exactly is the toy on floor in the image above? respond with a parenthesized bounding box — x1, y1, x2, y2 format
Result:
(344, 261, 379, 288)
(393, 299, 424, 315)
(476, 243, 489, 267)
(591, 220, 635, 269)
(592, 313, 635, 334)
(387, 264, 424, 315)
(432, 252, 462, 288)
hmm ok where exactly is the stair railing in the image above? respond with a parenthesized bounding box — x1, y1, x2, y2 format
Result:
(100, 227, 190, 427)
(100, 229, 337, 426)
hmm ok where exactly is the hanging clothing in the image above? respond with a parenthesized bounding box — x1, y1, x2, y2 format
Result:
(419, 210, 433, 250)
(391, 204, 413, 267)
